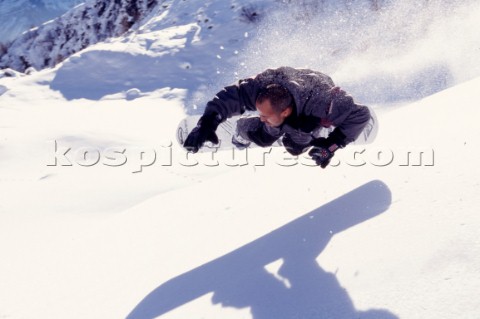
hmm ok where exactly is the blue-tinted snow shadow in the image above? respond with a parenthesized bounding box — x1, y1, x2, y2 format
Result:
(49, 50, 205, 101)
(49, 26, 219, 103)
(127, 180, 397, 319)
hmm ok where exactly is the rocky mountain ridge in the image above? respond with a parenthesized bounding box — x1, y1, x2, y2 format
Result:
(0, 0, 159, 72)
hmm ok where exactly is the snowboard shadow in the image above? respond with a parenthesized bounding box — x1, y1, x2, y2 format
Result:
(127, 180, 397, 319)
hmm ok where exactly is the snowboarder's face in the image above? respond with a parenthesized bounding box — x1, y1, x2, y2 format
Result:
(256, 99, 292, 127)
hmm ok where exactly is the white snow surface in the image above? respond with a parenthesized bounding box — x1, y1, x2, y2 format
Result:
(1, 0, 480, 318)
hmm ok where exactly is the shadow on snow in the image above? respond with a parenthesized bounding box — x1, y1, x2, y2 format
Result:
(49, 25, 224, 106)
(127, 180, 397, 319)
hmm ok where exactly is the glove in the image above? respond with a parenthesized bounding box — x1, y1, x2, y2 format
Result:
(309, 128, 347, 168)
(309, 146, 334, 168)
(183, 112, 222, 153)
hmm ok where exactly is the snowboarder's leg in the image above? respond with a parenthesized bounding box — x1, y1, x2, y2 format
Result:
(282, 134, 311, 156)
(232, 117, 281, 149)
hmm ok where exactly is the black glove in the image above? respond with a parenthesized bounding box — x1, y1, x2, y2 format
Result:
(309, 128, 347, 168)
(183, 112, 222, 153)
(309, 146, 334, 168)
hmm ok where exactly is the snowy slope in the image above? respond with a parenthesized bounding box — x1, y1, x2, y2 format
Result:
(0, 0, 82, 42)
(1, 0, 480, 318)
(1, 75, 479, 318)
(122, 79, 480, 319)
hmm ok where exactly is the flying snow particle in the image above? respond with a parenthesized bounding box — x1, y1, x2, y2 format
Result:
(180, 62, 192, 70)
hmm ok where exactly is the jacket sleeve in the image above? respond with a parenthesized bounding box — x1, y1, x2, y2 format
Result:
(203, 77, 260, 120)
(326, 89, 371, 145)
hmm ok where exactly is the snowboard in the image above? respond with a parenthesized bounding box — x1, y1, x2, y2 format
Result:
(176, 108, 378, 153)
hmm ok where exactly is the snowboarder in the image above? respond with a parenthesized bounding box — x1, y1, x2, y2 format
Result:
(183, 66, 371, 168)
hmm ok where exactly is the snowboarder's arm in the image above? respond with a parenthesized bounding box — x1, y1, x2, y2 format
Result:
(202, 67, 299, 121)
(334, 104, 371, 144)
(203, 77, 260, 121)
(322, 87, 371, 146)
(183, 77, 260, 153)
(308, 87, 370, 167)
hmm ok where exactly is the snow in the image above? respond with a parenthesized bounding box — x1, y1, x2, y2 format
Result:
(0, 0, 158, 72)
(1, 0, 480, 318)
(0, 0, 81, 42)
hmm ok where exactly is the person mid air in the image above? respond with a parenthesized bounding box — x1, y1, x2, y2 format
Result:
(184, 66, 371, 168)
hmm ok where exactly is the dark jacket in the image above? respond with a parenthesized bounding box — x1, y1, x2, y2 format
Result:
(204, 66, 371, 145)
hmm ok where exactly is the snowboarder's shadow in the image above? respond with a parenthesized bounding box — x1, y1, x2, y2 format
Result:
(127, 180, 397, 319)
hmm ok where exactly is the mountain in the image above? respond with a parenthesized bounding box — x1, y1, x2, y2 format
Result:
(0, 0, 83, 42)
(0, 0, 158, 72)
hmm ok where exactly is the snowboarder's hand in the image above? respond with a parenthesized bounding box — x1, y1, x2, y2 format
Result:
(309, 146, 334, 169)
(308, 128, 347, 168)
(183, 112, 222, 153)
(183, 126, 219, 153)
